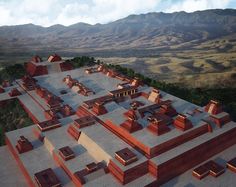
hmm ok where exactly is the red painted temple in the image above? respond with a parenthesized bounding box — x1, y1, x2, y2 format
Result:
(48, 54, 62, 62)
(205, 100, 222, 115)
(21, 75, 37, 91)
(92, 102, 108, 115)
(34, 168, 61, 187)
(120, 109, 143, 133)
(173, 114, 193, 131)
(26, 61, 48, 77)
(9, 88, 22, 97)
(26, 54, 73, 77)
(15, 136, 33, 154)
(147, 118, 171, 136)
(31, 55, 43, 63)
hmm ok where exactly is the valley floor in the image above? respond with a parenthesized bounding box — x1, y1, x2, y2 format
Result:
(99, 50, 236, 88)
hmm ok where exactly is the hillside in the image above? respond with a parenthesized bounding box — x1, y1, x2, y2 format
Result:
(1, 9, 236, 53)
(0, 9, 236, 87)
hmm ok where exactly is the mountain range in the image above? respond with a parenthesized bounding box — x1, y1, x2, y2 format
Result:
(0, 9, 236, 56)
(0, 9, 236, 88)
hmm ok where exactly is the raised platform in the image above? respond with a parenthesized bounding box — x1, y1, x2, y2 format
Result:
(1, 64, 236, 187)
(162, 144, 236, 187)
(0, 146, 28, 187)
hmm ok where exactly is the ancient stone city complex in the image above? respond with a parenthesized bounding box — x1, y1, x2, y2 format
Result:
(0, 54, 236, 187)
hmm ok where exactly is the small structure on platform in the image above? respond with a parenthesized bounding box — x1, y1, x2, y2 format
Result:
(46, 94, 62, 109)
(59, 146, 75, 161)
(35, 87, 63, 108)
(67, 125, 81, 140)
(148, 89, 161, 103)
(36, 86, 47, 98)
(159, 103, 178, 117)
(74, 162, 108, 185)
(76, 83, 94, 96)
(48, 54, 62, 62)
(115, 148, 138, 166)
(130, 100, 144, 110)
(34, 168, 61, 187)
(109, 86, 138, 98)
(106, 69, 118, 77)
(15, 136, 33, 154)
(31, 55, 43, 63)
(192, 160, 225, 179)
(85, 67, 98, 74)
(124, 109, 139, 120)
(60, 104, 75, 117)
(44, 104, 74, 119)
(147, 119, 171, 136)
(205, 100, 222, 115)
(131, 77, 142, 87)
(138, 103, 161, 118)
(174, 114, 193, 131)
(97, 64, 107, 72)
(227, 157, 236, 173)
(92, 102, 108, 115)
(155, 112, 173, 125)
(37, 119, 61, 132)
(9, 88, 21, 97)
(63, 75, 74, 87)
(21, 75, 37, 91)
(83, 95, 113, 109)
(74, 116, 95, 128)
(63, 75, 94, 96)
(204, 160, 225, 177)
(120, 109, 143, 133)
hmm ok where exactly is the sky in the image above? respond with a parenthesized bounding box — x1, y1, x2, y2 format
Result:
(0, 0, 236, 27)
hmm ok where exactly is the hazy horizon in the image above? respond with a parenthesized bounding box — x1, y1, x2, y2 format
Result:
(0, 0, 236, 27)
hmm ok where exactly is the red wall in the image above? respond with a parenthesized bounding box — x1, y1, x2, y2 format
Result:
(150, 126, 236, 185)
(26, 62, 48, 77)
(108, 160, 148, 185)
(60, 62, 74, 71)
(150, 124, 209, 156)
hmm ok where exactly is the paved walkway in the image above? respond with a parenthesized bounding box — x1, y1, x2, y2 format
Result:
(0, 146, 27, 187)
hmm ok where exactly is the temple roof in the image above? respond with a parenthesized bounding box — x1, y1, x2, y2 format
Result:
(48, 54, 62, 62)
(31, 55, 43, 63)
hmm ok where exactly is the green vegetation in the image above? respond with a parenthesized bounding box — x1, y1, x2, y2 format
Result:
(66, 56, 96, 68)
(105, 63, 236, 120)
(0, 99, 33, 146)
(0, 63, 26, 84)
(0, 63, 31, 145)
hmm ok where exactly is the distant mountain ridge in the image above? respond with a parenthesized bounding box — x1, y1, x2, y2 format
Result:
(0, 9, 236, 55)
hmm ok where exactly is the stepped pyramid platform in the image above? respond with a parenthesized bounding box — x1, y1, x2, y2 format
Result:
(0, 59, 236, 187)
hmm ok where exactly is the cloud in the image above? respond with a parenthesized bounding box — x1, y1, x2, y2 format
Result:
(0, 7, 11, 25)
(55, 0, 160, 26)
(166, 0, 232, 13)
(0, 0, 160, 26)
(0, 0, 234, 27)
